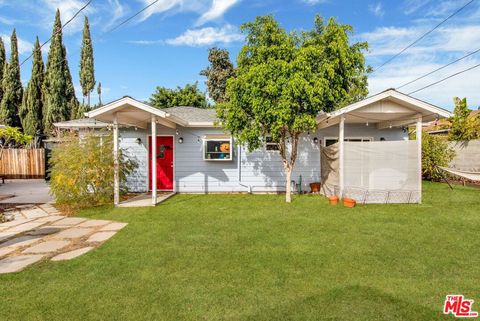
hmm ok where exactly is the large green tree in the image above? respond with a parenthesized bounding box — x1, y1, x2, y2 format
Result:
(0, 29, 23, 128)
(149, 82, 209, 108)
(79, 16, 95, 109)
(200, 47, 235, 104)
(217, 15, 369, 202)
(0, 37, 5, 106)
(20, 36, 45, 136)
(43, 10, 77, 133)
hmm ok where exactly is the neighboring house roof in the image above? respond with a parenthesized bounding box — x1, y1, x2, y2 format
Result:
(424, 109, 479, 135)
(316, 89, 453, 129)
(162, 107, 217, 125)
(54, 118, 110, 129)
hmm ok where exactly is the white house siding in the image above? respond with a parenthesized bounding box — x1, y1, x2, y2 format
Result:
(121, 124, 406, 193)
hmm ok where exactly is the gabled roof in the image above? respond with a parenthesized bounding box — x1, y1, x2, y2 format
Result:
(85, 96, 216, 128)
(317, 89, 453, 129)
(54, 118, 109, 129)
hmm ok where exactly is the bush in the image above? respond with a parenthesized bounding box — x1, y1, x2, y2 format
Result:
(49, 131, 137, 210)
(422, 134, 455, 181)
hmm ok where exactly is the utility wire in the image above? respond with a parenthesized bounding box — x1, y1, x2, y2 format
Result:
(371, 0, 476, 73)
(19, 0, 92, 67)
(105, 0, 160, 34)
(397, 47, 480, 89)
(408, 62, 480, 94)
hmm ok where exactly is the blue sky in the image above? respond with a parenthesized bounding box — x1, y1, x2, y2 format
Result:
(1, 0, 480, 110)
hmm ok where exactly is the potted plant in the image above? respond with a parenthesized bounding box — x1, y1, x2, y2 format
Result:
(328, 195, 339, 205)
(309, 182, 321, 193)
(343, 198, 356, 208)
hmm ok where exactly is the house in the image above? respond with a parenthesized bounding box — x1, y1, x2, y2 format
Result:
(424, 110, 479, 136)
(83, 89, 452, 206)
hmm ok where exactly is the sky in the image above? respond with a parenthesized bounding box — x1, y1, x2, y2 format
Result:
(0, 0, 480, 111)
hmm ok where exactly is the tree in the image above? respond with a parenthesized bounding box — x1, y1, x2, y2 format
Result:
(149, 82, 209, 108)
(43, 10, 76, 133)
(449, 97, 480, 141)
(20, 36, 45, 136)
(0, 29, 23, 128)
(79, 16, 95, 108)
(200, 47, 235, 103)
(0, 37, 5, 106)
(422, 134, 455, 181)
(217, 15, 369, 202)
(97, 82, 102, 106)
(63, 45, 80, 120)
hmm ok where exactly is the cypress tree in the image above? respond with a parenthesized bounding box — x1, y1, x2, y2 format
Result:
(63, 45, 79, 119)
(97, 82, 102, 107)
(43, 9, 73, 133)
(0, 29, 23, 128)
(79, 16, 95, 109)
(20, 37, 45, 136)
(0, 37, 5, 105)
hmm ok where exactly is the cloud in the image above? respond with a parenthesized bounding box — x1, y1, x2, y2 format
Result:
(127, 39, 164, 45)
(40, 0, 96, 34)
(403, 0, 432, 15)
(102, 0, 128, 31)
(137, 0, 206, 22)
(0, 15, 22, 25)
(196, 0, 240, 25)
(0, 33, 34, 55)
(166, 24, 243, 46)
(369, 2, 385, 17)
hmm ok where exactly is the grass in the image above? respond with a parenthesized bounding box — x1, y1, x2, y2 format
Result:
(1, 182, 479, 320)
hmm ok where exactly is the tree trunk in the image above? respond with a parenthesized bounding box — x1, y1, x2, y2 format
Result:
(87, 93, 90, 110)
(285, 165, 292, 203)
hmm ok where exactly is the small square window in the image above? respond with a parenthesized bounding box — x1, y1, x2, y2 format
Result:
(266, 136, 279, 151)
(203, 136, 232, 161)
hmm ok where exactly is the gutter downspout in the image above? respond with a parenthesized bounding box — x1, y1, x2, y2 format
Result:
(237, 145, 252, 193)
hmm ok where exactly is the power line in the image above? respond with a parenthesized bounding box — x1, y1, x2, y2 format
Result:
(105, 0, 160, 34)
(397, 47, 480, 89)
(408, 62, 480, 94)
(371, 0, 476, 73)
(19, 0, 92, 67)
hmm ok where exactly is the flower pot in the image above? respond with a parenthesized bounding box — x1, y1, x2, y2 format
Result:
(343, 198, 356, 208)
(310, 182, 321, 193)
(328, 195, 339, 205)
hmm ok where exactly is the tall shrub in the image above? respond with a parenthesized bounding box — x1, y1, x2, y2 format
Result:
(49, 132, 137, 209)
(422, 134, 456, 181)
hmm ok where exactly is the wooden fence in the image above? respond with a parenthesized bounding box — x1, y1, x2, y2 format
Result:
(0, 149, 45, 179)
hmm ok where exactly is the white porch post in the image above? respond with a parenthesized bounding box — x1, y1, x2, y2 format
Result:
(338, 115, 345, 198)
(416, 114, 423, 204)
(151, 114, 157, 205)
(113, 112, 120, 206)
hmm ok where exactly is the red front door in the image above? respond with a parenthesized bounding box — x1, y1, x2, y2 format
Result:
(148, 136, 174, 190)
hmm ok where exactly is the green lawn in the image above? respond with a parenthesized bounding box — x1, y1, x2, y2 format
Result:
(1, 182, 479, 320)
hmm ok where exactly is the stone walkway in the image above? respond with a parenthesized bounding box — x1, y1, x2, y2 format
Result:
(0, 204, 127, 274)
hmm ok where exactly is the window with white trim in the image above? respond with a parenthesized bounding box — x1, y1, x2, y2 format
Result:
(265, 136, 279, 151)
(203, 135, 232, 161)
(323, 137, 373, 147)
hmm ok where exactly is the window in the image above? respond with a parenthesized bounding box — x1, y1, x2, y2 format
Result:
(203, 135, 232, 161)
(323, 137, 373, 147)
(265, 136, 279, 151)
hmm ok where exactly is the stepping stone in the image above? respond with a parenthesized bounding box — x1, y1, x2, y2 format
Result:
(50, 217, 86, 226)
(8, 222, 45, 233)
(77, 220, 111, 228)
(0, 218, 33, 228)
(35, 215, 65, 223)
(23, 240, 70, 254)
(0, 231, 18, 243)
(20, 208, 49, 219)
(1, 235, 43, 249)
(0, 255, 44, 273)
(52, 227, 94, 239)
(87, 231, 117, 243)
(51, 247, 94, 261)
(0, 247, 16, 257)
(27, 226, 64, 236)
(100, 222, 128, 231)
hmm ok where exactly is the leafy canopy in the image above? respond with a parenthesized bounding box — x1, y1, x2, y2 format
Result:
(149, 82, 209, 108)
(200, 47, 235, 104)
(79, 16, 95, 107)
(0, 126, 32, 149)
(449, 97, 480, 141)
(422, 134, 456, 181)
(217, 15, 369, 151)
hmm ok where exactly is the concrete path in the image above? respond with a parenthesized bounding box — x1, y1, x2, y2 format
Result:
(0, 179, 53, 204)
(0, 204, 127, 273)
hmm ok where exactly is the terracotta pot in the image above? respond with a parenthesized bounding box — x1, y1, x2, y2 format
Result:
(343, 198, 356, 208)
(310, 182, 321, 193)
(328, 195, 339, 205)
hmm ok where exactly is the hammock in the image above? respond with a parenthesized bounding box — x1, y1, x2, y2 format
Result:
(439, 167, 480, 182)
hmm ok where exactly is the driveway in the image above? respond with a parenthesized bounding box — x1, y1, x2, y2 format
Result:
(0, 179, 52, 205)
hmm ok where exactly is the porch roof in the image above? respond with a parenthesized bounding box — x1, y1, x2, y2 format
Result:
(316, 89, 453, 129)
(85, 96, 216, 128)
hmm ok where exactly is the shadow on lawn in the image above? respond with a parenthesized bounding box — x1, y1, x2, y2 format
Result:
(243, 285, 450, 321)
